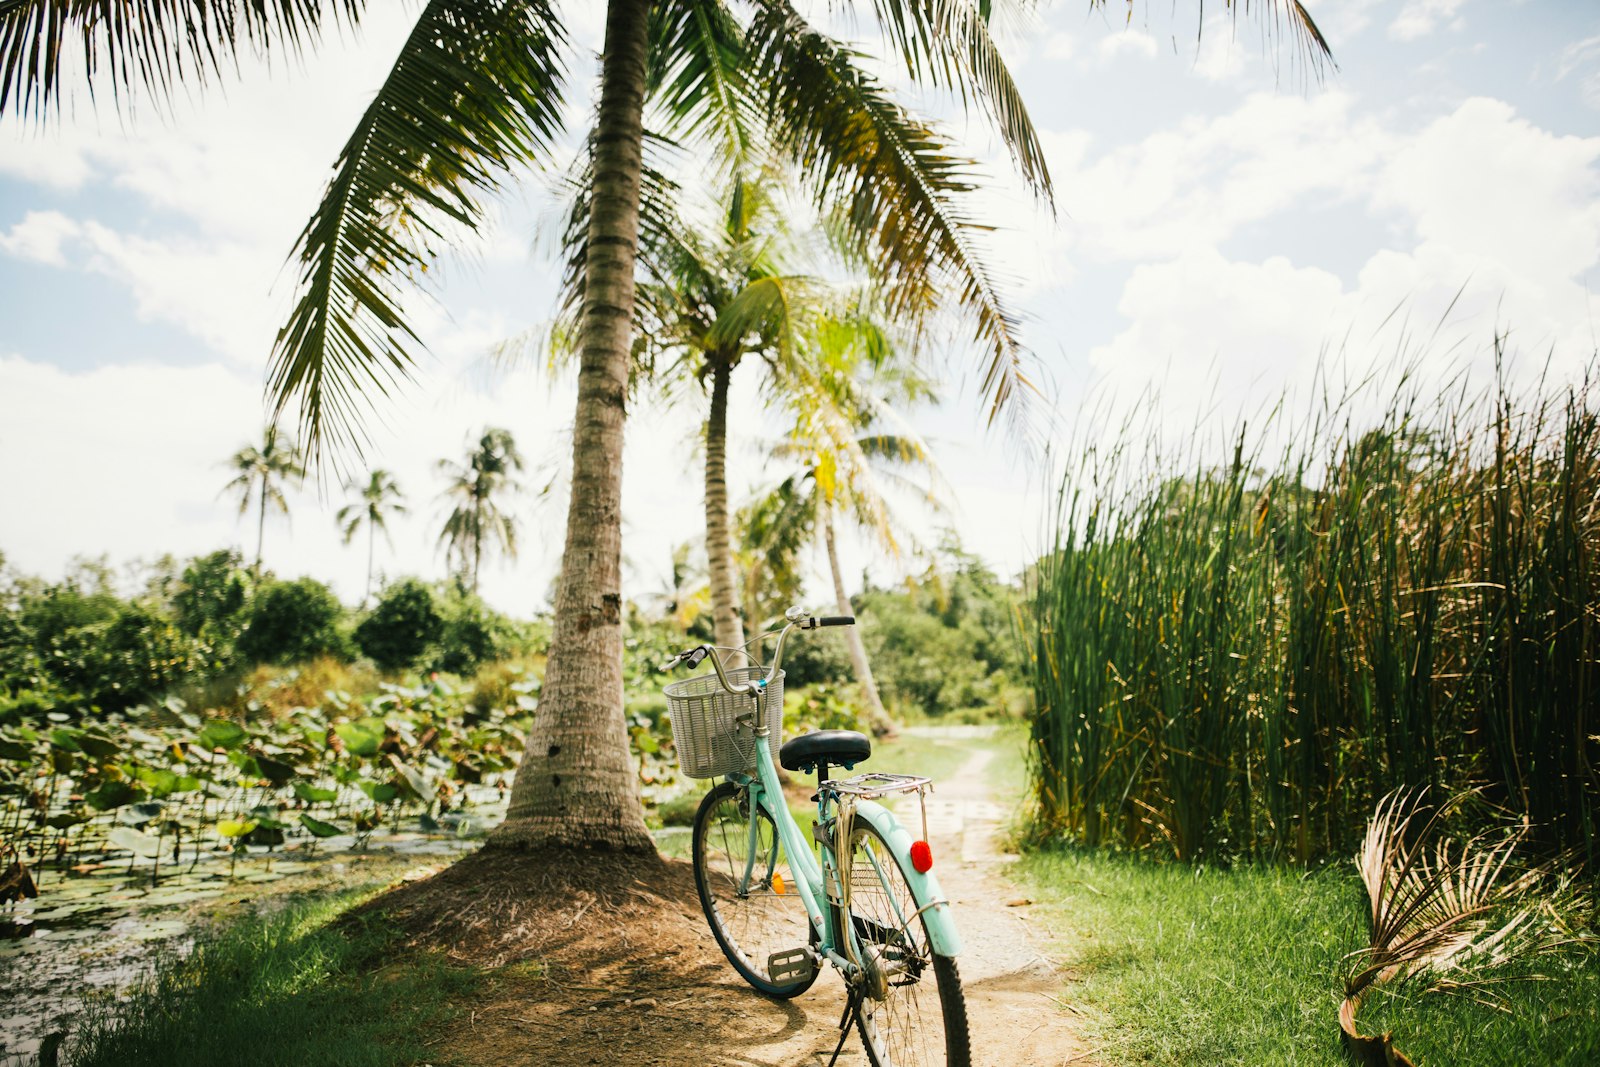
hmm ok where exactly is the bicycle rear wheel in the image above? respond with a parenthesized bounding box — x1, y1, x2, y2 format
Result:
(846, 821, 969, 1067)
(692, 781, 817, 998)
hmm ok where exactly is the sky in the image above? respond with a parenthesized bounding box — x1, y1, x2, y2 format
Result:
(1, 0, 1597, 616)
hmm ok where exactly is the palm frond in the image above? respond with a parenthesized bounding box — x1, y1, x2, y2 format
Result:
(269, 0, 567, 461)
(1340, 789, 1595, 1066)
(747, 0, 1033, 432)
(647, 0, 755, 168)
(866, 0, 1051, 196)
(0, 0, 360, 119)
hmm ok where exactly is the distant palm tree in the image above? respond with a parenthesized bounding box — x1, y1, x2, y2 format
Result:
(747, 366, 945, 733)
(222, 429, 305, 571)
(338, 470, 406, 605)
(438, 428, 526, 595)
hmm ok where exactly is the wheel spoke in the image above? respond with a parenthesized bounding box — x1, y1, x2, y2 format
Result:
(692, 783, 814, 998)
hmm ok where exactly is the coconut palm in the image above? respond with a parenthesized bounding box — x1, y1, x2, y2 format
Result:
(222, 429, 305, 572)
(337, 469, 406, 605)
(747, 358, 946, 733)
(437, 429, 526, 596)
(3, 0, 1330, 852)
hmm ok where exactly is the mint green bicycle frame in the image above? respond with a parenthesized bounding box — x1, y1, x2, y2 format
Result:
(727, 677, 963, 971)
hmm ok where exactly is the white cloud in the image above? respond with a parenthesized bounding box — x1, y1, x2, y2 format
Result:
(0, 211, 80, 265)
(1046, 90, 1390, 263)
(1389, 0, 1466, 42)
(1556, 34, 1600, 112)
(1044, 32, 1076, 61)
(1308, 0, 1387, 46)
(1072, 94, 1600, 439)
(1098, 31, 1158, 62)
(1376, 98, 1600, 282)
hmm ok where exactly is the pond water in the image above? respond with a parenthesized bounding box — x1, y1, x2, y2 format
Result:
(0, 823, 484, 1065)
(0, 817, 692, 1065)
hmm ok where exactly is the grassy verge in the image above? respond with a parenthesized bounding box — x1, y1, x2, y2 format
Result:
(70, 890, 476, 1067)
(867, 723, 1018, 785)
(1016, 849, 1600, 1066)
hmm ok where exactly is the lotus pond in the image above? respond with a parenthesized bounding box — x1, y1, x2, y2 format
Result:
(0, 672, 539, 1063)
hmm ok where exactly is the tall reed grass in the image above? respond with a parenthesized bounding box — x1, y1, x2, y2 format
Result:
(1023, 349, 1598, 864)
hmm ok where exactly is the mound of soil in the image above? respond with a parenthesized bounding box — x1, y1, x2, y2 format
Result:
(358, 846, 856, 1066)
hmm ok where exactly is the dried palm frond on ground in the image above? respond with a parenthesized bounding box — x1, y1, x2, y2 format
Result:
(1341, 790, 1595, 1066)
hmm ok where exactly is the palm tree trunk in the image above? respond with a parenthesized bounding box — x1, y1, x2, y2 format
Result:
(254, 475, 267, 572)
(472, 522, 482, 596)
(366, 520, 376, 605)
(823, 500, 893, 737)
(494, 0, 654, 852)
(704, 356, 747, 667)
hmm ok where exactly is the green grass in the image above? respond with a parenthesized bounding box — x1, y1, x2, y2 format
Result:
(1016, 849, 1600, 1066)
(70, 890, 476, 1067)
(865, 726, 1001, 785)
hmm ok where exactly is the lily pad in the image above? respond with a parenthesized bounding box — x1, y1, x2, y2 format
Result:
(254, 755, 298, 785)
(198, 719, 248, 751)
(215, 819, 257, 839)
(86, 781, 146, 811)
(292, 782, 338, 804)
(77, 733, 122, 759)
(358, 780, 399, 804)
(299, 815, 345, 838)
(109, 826, 162, 858)
(334, 719, 385, 758)
(117, 802, 166, 827)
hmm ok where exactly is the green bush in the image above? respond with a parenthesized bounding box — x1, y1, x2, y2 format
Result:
(171, 550, 254, 668)
(857, 549, 1022, 718)
(1, 576, 204, 712)
(238, 578, 349, 666)
(354, 579, 443, 673)
(433, 588, 521, 674)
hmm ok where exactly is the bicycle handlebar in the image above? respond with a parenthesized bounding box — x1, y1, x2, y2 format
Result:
(660, 609, 853, 694)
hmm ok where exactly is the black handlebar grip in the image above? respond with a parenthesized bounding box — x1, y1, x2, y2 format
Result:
(818, 615, 855, 627)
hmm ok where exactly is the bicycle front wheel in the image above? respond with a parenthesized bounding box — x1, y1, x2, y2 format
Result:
(846, 821, 970, 1067)
(692, 781, 817, 998)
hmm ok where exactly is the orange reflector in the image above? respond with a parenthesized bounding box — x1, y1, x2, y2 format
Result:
(910, 840, 933, 873)
(772, 872, 786, 895)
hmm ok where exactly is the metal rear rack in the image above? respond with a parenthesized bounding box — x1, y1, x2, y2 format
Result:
(821, 772, 932, 799)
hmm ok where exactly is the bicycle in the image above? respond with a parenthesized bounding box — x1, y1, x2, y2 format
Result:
(661, 607, 969, 1067)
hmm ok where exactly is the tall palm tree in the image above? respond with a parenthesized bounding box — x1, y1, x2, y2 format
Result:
(437, 429, 526, 595)
(748, 360, 946, 734)
(222, 428, 305, 572)
(3, 0, 1330, 853)
(337, 469, 405, 605)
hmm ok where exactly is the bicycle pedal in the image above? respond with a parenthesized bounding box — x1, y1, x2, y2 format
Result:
(767, 946, 816, 984)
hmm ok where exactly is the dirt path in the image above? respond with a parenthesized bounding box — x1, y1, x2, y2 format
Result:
(899, 730, 1092, 1067)
(429, 730, 1092, 1067)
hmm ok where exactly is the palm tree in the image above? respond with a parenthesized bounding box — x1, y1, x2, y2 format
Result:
(4, 1, 1330, 853)
(437, 429, 526, 595)
(623, 175, 818, 665)
(222, 429, 305, 572)
(748, 360, 946, 734)
(337, 470, 405, 605)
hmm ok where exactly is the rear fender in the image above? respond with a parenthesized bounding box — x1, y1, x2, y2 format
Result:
(850, 799, 962, 957)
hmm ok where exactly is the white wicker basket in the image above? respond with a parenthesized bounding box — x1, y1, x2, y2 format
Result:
(665, 667, 784, 779)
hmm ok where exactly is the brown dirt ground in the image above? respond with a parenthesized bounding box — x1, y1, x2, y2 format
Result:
(362, 744, 1092, 1066)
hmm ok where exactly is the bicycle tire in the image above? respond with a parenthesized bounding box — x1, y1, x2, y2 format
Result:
(691, 781, 818, 998)
(846, 821, 970, 1067)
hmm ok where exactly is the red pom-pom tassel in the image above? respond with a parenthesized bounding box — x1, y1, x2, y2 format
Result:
(910, 839, 933, 873)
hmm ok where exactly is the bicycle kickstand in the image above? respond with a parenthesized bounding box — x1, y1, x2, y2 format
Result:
(825, 988, 866, 1067)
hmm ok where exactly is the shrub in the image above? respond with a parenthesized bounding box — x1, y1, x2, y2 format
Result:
(237, 578, 349, 666)
(354, 579, 443, 673)
(433, 588, 524, 675)
(171, 550, 254, 668)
